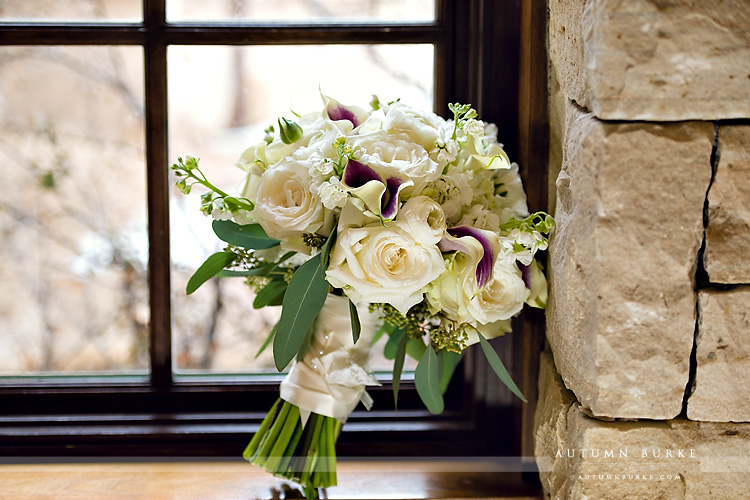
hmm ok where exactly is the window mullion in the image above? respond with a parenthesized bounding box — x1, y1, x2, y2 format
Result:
(144, 0, 172, 391)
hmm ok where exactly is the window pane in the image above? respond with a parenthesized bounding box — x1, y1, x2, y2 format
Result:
(0, 0, 142, 22)
(0, 46, 147, 375)
(168, 0, 435, 23)
(168, 44, 433, 373)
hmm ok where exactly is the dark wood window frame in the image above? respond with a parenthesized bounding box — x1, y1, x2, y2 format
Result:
(0, 0, 548, 494)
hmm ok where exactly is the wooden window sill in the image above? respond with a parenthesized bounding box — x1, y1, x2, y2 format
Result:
(1, 460, 542, 499)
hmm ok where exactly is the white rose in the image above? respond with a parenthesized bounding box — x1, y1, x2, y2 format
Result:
(326, 220, 444, 315)
(396, 196, 446, 245)
(247, 157, 333, 252)
(427, 242, 529, 326)
(350, 130, 440, 184)
(466, 256, 530, 324)
(382, 104, 444, 151)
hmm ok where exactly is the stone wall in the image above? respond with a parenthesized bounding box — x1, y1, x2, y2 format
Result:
(536, 1, 750, 498)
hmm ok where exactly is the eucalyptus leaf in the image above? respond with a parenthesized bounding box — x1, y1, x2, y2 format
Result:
(414, 347, 444, 414)
(272, 254, 329, 371)
(372, 321, 395, 346)
(438, 350, 465, 395)
(477, 332, 527, 402)
(320, 227, 337, 270)
(186, 251, 236, 295)
(253, 280, 288, 308)
(406, 337, 427, 360)
(349, 300, 361, 344)
(392, 333, 408, 410)
(212, 220, 280, 249)
(383, 327, 406, 360)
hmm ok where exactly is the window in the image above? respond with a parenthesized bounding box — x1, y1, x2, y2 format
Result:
(0, 0, 547, 491)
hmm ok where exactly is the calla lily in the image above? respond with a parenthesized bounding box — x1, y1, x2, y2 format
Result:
(322, 94, 369, 128)
(438, 226, 502, 289)
(342, 160, 412, 220)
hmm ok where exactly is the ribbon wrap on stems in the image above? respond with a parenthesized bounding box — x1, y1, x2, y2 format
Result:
(244, 293, 380, 499)
(280, 293, 381, 424)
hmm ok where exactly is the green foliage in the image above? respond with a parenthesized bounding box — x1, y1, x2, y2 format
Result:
(499, 211, 555, 236)
(212, 220, 280, 249)
(272, 253, 330, 371)
(170, 155, 254, 213)
(414, 347, 444, 414)
(477, 332, 527, 402)
(186, 251, 236, 295)
(391, 330, 408, 410)
(348, 300, 361, 344)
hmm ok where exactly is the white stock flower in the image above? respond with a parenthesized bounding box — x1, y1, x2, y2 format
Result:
(500, 228, 549, 266)
(316, 176, 348, 210)
(457, 204, 500, 232)
(492, 163, 529, 219)
(248, 157, 333, 252)
(433, 170, 474, 221)
(326, 220, 444, 315)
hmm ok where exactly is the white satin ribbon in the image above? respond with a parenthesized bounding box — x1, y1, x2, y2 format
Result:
(279, 294, 381, 425)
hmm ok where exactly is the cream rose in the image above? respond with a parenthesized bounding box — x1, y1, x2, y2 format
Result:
(396, 196, 446, 245)
(466, 256, 530, 324)
(325, 220, 444, 315)
(350, 130, 440, 184)
(427, 244, 529, 326)
(382, 103, 444, 152)
(247, 157, 333, 252)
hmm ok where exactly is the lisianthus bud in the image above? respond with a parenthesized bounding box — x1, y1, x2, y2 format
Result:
(278, 117, 303, 144)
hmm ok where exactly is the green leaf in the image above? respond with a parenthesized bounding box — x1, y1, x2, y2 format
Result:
(477, 332, 527, 402)
(212, 220, 280, 249)
(253, 280, 287, 308)
(414, 347, 444, 414)
(371, 321, 394, 346)
(255, 323, 278, 358)
(383, 327, 406, 360)
(392, 333, 408, 410)
(295, 322, 316, 361)
(406, 337, 427, 360)
(320, 227, 337, 270)
(272, 254, 329, 371)
(186, 251, 236, 295)
(349, 300, 361, 344)
(438, 350, 465, 395)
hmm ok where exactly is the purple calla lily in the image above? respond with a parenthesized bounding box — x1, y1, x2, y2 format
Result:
(343, 160, 409, 220)
(438, 226, 498, 289)
(519, 262, 532, 289)
(343, 159, 380, 188)
(327, 103, 362, 127)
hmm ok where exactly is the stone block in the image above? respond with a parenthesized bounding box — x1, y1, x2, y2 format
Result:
(548, 0, 750, 121)
(704, 125, 750, 284)
(687, 288, 750, 422)
(547, 103, 713, 419)
(535, 351, 750, 500)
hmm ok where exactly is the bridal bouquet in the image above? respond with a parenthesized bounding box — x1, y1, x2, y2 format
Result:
(171, 94, 552, 498)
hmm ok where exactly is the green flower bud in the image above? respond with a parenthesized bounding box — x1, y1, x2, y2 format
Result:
(175, 178, 191, 194)
(278, 117, 302, 145)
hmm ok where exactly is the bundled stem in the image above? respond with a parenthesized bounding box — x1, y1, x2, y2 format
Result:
(243, 398, 342, 499)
